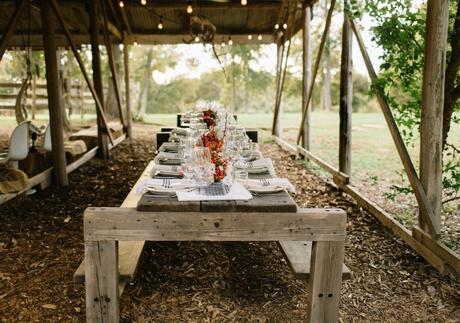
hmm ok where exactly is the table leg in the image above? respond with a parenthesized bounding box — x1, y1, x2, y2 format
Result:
(307, 241, 345, 322)
(85, 241, 119, 323)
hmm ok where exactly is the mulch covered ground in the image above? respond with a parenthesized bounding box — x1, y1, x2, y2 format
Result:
(0, 128, 459, 322)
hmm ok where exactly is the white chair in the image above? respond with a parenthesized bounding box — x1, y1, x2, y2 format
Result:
(0, 121, 31, 168)
(43, 124, 52, 152)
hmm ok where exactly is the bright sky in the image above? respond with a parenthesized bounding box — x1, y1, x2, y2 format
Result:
(152, 0, 426, 84)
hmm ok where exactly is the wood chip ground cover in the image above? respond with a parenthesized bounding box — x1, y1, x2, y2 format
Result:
(0, 127, 459, 322)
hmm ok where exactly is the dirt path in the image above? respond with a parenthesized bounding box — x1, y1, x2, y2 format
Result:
(0, 126, 459, 322)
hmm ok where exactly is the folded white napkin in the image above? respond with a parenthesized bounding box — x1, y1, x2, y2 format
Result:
(240, 150, 263, 162)
(171, 128, 188, 136)
(239, 178, 296, 193)
(151, 164, 183, 177)
(155, 152, 181, 165)
(137, 178, 196, 194)
(176, 181, 252, 201)
(158, 142, 179, 152)
(235, 158, 274, 174)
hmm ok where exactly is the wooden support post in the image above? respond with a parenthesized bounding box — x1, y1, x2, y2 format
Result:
(85, 241, 119, 323)
(48, 0, 114, 145)
(89, 0, 110, 159)
(123, 33, 132, 138)
(301, 4, 312, 150)
(419, 0, 448, 232)
(339, 12, 353, 176)
(349, 17, 440, 237)
(307, 241, 345, 322)
(273, 42, 284, 137)
(99, 0, 126, 128)
(0, 0, 28, 62)
(297, 0, 336, 145)
(41, 0, 68, 186)
(31, 73, 37, 120)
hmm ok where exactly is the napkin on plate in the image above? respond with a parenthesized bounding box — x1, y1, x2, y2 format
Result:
(137, 178, 195, 195)
(151, 164, 183, 178)
(155, 152, 181, 165)
(171, 128, 188, 136)
(158, 142, 179, 152)
(240, 150, 263, 162)
(235, 158, 274, 174)
(239, 178, 296, 193)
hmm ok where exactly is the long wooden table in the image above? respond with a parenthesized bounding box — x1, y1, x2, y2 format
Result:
(82, 156, 347, 322)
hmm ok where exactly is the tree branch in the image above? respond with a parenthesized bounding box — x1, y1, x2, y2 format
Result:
(442, 195, 460, 205)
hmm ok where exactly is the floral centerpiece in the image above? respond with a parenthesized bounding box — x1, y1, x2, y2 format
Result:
(201, 129, 227, 181)
(202, 109, 217, 128)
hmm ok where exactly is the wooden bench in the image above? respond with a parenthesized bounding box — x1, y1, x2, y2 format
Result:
(279, 241, 352, 280)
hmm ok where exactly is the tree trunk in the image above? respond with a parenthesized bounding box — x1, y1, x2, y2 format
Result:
(106, 44, 123, 119)
(136, 48, 154, 120)
(57, 49, 72, 132)
(320, 40, 332, 111)
(442, 0, 460, 147)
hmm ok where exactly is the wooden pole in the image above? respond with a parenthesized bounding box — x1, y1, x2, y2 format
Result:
(419, 0, 449, 232)
(89, 0, 110, 159)
(48, 0, 114, 145)
(273, 41, 284, 136)
(338, 12, 353, 176)
(98, 0, 126, 127)
(349, 17, 440, 237)
(123, 33, 133, 138)
(31, 73, 37, 120)
(296, 0, 336, 145)
(0, 0, 28, 62)
(302, 3, 312, 150)
(41, 0, 68, 186)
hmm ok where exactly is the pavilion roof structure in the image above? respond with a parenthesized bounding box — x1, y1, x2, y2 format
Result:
(0, 0, 308, 47)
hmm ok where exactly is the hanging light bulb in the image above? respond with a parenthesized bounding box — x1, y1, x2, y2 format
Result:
(140, 0, 147, 5)
(187, 1, 193, 14)
(119, 0, 124, 8)
(194, 35, 200, 42)
(221, 39, 226, 47)
(274, 23, 279, 30)
(283, 22, 287, 29)
(241, 0, 247, 5)
(134, 41, 138, 46)
(247, 34, 252, 40)
(257, 34, 262, 40)
(158, 17, 163, 30)
(228, 36, 233, 45)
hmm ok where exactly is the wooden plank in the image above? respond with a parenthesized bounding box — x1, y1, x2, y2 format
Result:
(0, 0, 28, 62)
(49, 0, 114, 146)
(234, 191, 297, 213)
(297, 146, 349, 185)
(307, 240, 345, 323)
(274, 135, 297, 154)
(123, 33, 132, 138)
(137, 195, 201, 212)
(412, 226, 460, 275)
(301, 3, 313, 150)
(339, 13, 353, 176)
(85, 241, 119, 323)
(66, 146, 98, 174)
(334, 178, 446, 273)
(272, 42, 284, 137)
(278, 241, 351, 280)
(84, 207, 347, 242)
(297, 0, 336, 144)
(419, 0, 448, 231)
(75, 161, 155, 284)
(41, 0, 69, 186)
(349, 16, 439, 237)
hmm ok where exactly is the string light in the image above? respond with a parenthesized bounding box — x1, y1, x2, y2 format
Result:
(134, 41, 138, 46)
(228, 36, 233, 45)
(140, 0, 147, 5)
(187, 1, 193, 14)
(241, 0, 247, 5)
(194, 36, 200, 42)
(247, 34, 252, 40)
(119, 0, 124, 8)
(283, 22, 287, 29)
(221, 38, 226, 47)
(257, 34, 262, 40)
(158, 17, 164, 30)
(274, 23, 279, 30)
